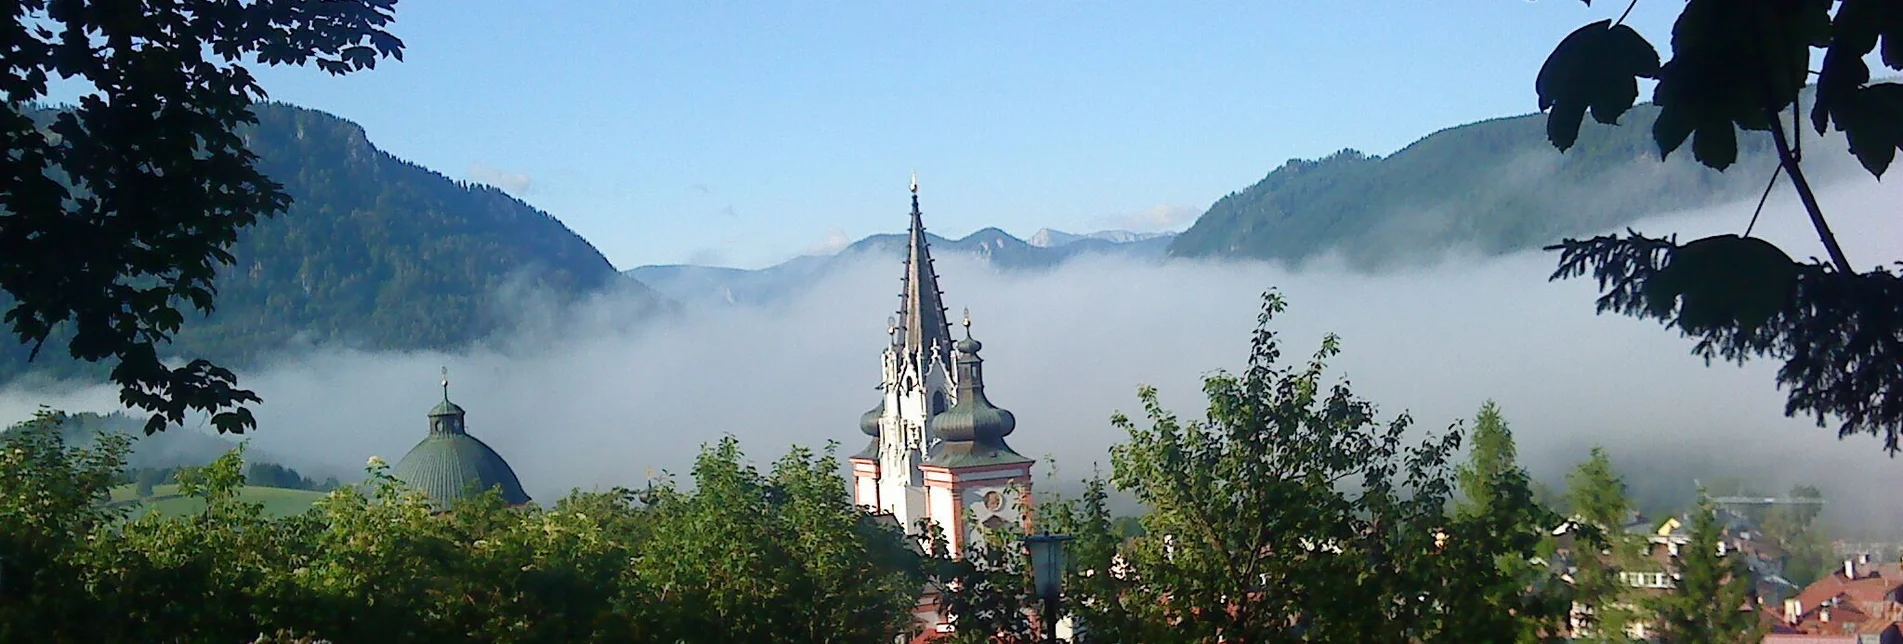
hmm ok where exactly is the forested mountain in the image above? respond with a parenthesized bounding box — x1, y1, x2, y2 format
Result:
(0, 103, 662, 387)
(1168, 101, 1798, 268)
(629, 227, 1174, 307)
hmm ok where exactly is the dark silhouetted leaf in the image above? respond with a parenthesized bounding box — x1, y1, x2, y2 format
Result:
(1537, 21, 1660, 152)
(1653, 105, 1695, 158)
(1690, 120, 1738, 171)
(1842, 83, 1903, 177)
(1645, 234, 1796, 334)
(1548, 104, 1588, 151)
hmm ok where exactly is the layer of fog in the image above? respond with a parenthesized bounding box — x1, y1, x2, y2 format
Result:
(3, 173, 1900, 536)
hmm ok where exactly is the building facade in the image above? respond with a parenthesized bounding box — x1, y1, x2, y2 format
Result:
(849, 180, 1035, 558)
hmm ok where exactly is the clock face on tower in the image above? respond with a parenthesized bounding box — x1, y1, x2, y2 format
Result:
(983, 490, 1005, 512)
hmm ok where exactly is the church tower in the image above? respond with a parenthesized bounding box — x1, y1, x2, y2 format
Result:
(849, 178, 1034, 556)
(920, 315, 1034, 555)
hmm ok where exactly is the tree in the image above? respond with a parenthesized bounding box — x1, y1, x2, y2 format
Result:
(630, 437, 921, 643)
(1446, 401, 1573, 643)
(1455, 400, 1522, 520)
(1066, 290, 1564, 642)
(1649, 493, 1762, 644)
(1, 1, 405, 435)
(1762, 484, 1833, 587)
(1534, 0, 1903, 454)
(0, 408, 134, 639)
(1035, 474, 1166, 644)
(1565, 447, 1643, 642)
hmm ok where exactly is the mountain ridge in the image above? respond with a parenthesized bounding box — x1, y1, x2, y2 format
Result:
(0, 102, 666, 389)
(1165, 99, 1826, 267)
(628, 227, 1176, 307)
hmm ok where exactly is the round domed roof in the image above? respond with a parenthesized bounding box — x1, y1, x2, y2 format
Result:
(391, 392, 529, 511)
(860, 402, 884, 436)
(954, 337, 982, 354)
(390, 432, 531, 511)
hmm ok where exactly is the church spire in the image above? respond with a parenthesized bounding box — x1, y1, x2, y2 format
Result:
(897, 175, 953, 367)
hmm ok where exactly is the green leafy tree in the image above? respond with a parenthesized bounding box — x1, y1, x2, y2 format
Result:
(922, 522, 1041, 644)
(1534, 0, 1903, 453)
(1763, 485, 1833, 587)
(1031, 475, 1143, 644)
(1649, 493, 1763, 644)
(631, 437, 921, 643)
(1, 0, 404, 434)
(1447, 401, 1572, 643)
(0, 408, 132, 639)
(1071, 290, 1555, 642)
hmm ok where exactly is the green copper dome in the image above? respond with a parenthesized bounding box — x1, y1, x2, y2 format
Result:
(926, 325, 1029, 468)
(861, 402, 884, 437)
(391, 388, 530, 511)
(429, 399, 465, 417)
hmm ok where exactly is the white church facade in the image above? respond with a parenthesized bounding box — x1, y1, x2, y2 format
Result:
(849, 179, 1036, 560)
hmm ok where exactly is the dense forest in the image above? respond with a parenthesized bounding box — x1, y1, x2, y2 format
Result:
(0, 103, 665, 388)
(1167, 99, 1795, 269)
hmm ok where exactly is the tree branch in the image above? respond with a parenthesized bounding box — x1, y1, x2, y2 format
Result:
(1766, 109, 1854, 275)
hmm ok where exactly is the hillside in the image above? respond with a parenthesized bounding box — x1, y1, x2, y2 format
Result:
(1168, 102, 1791, 268)
(0, 103, 664, 386)
(106, 483, 326, 520)
(630, 227, 1174, 307)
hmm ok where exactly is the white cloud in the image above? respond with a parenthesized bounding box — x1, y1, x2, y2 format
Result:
(2, 168, 1898, 535)
(468, 162, 534, 194)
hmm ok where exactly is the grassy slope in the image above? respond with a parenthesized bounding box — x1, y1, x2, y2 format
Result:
(106, 483, 328, 519)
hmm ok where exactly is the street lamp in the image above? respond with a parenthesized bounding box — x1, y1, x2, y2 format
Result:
(1024, 531, 1074, 644)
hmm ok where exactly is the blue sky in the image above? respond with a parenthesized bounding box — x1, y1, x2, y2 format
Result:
(229, 0, 1684, 270)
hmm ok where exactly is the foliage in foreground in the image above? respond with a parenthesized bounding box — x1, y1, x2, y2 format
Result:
(1535, 0, 1903, 454)
(0, 413, 924, 644)
(1034, 293, 1574, 643)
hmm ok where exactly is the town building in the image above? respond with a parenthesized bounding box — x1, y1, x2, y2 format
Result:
(1764, 555, 1903, 640)
(849, 180, 1038, 641)
(387, 373, 532, 512)
(848, 178, 1036, 557)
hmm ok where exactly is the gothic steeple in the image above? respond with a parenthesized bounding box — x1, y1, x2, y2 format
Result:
(897, 175, 954, 368)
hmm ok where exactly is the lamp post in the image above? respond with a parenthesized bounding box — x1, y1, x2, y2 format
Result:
(1024, 531, 1074, 644)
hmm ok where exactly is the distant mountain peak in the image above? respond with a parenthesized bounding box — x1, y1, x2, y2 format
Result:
(1029, 228, 1171, 248)
(631, 225, 1178, 307)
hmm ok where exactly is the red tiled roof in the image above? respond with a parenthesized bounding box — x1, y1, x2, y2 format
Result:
(1762, 635, 1859, 643)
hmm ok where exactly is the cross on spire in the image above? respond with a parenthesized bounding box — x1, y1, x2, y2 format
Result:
(441, 366, 450, 402)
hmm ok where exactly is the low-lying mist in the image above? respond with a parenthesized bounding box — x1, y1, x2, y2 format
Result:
(3, 173, 1899, 536)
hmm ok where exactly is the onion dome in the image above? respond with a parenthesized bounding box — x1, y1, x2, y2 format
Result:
(927, 317, 1031, 468)
(861, 401, 884, 437)
(390, 371, 531, 511)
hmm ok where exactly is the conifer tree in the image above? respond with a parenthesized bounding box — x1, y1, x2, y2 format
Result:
(1567, 447, 1641, 642)
(1455, 400, 1521, 520)
(1444, 400, 1572, 642)
(1651, 493, 1762, 644)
